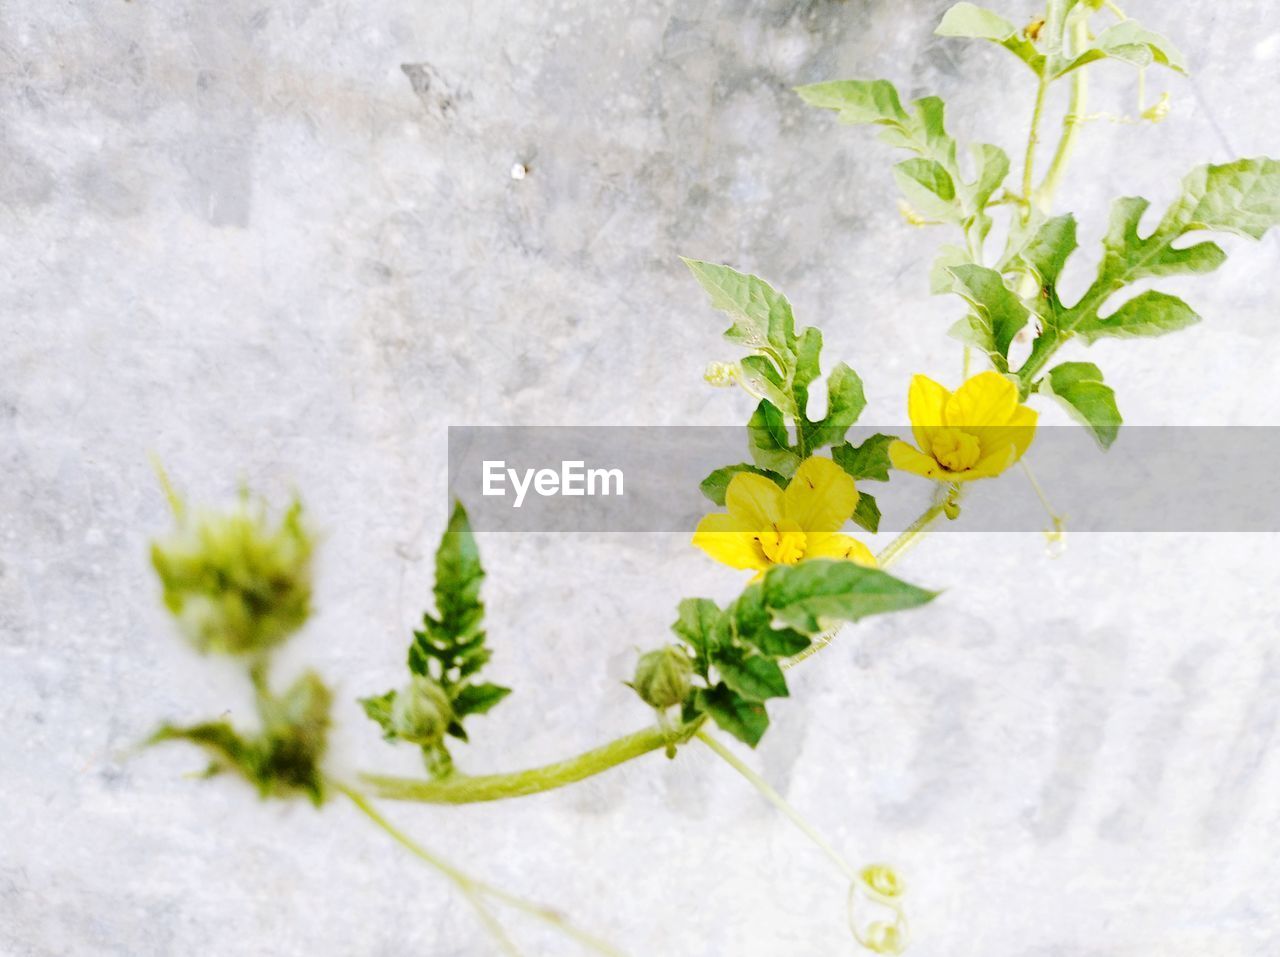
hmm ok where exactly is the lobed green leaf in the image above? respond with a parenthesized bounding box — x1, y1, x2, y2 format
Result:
(1043, 362, 1122, 449)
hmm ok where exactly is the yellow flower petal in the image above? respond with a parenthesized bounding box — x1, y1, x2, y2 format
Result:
(889, 439, 960, 481)
(724, 472, 785, 532)
(907, 374, 950, 451)
(944, 370, 1018, 428)
(805, 532, 877, 567)
(692, 513, 768, 571)
(782, 456, 858, 534)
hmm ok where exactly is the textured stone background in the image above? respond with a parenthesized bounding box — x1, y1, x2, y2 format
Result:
(3, 1, 1280, 955)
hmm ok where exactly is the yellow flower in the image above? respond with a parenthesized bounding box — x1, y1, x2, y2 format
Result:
(692, 456, 876, 578)
(889, 371, 1037, 482)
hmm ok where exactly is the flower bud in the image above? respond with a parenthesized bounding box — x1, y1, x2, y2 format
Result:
(630, 646, 693, 710)
(391, 675, 455, 747)
(151, 496, 314, 656)
(703, 361, 739, 387)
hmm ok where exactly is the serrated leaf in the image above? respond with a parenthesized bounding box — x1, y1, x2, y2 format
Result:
(1016, 158, 1280, 393)
(850, 491, 881, 534)
(699, 464, 786, 506)
(947, 263, 1030, 364)
(452, 682, 512, 718)
(794, 79, 908, 125)
(833, 433, 897, 483)
(714, 648, 789, 702)
(936, 2, 1046, 73)
(1076, 290, 1200, 342)
(434, 501, 484, 640)
(762, 560, 938, 634)
(1044, 362, 1122, 449)
(697, 684, 770, 748)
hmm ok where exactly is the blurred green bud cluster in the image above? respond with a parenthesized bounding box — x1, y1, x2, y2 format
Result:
(150, 670, 333, 805)
(630, 645, 693, 710)
(151, 495, 314, 656)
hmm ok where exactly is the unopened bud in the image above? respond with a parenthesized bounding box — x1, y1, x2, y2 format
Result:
(391, 676, 455, 747)
(630, 646, 693, 710)
(704, 361, 739, 387)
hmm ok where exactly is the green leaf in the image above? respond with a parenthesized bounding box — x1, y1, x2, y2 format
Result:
(947, 263, 1030, 365)
(894, 158, 959, 221)
(1164, 158, 1280, 240)
(739, 354, 797, 417)
(935, 2, 1046, 73)
(360, 690, 398, 740)
(452, 682, 512, 718)
(762, 560, 938, 634)
(727, 585, 811, 659)
(714, 648, 789, 702)
(699, 464, 785, 506)
(697, 684, 770, 748)
(850, 491, 881, 535)
(1018, 214, 1078, 287)
(1057, 20, 1186, 77)
(682, 259, 797, 359)
(1044, 362, 1122, 449)
(794, 79, 908, 125)
(434, 501, 484, 640)
(833, 433, 897, 482)
(970, 144, 1011, 208)
(1075, 290, 1200, 342)
(747, 401, 801, 477)
(1016, 158, 1280, 394)
(673, 597, 725, 677)
(806, 362, 867, 449)
(149, 721, 262, 780)
(930, 244, 969, 294)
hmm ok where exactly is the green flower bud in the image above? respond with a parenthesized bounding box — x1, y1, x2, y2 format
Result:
(151, 496, 313, 656)
(630, 646, 692, 710)
(391, 675, 455, 747)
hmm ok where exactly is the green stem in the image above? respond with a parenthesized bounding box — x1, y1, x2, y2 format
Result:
(337, 780, 625, 957)
(874, 500, 946, 569)
(1021, 75, 1049, 216)
(695, 729, 856, 881)
(363, 720, 701, 804)
(336, 781, 522, 956)
(1033, 17, 1090, 212)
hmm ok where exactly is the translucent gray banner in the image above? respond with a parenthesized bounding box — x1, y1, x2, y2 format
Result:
(447, 426, 1279, 533)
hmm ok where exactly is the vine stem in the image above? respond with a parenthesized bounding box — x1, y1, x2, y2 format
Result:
(1033, 17, 1090, 212)
(363, 720, 701, 804)
(1021, 76, 1049, 216)
(874, 499, 947, 569)
(335, 781, 625, 957)
(694, 729, 857, 882)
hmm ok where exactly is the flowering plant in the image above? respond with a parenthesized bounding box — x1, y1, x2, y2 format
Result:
(145, 3, 1280, 954)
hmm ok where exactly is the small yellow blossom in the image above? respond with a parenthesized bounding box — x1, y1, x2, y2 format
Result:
(889, 371, 1037, 482)
(692, 456, 876, 578)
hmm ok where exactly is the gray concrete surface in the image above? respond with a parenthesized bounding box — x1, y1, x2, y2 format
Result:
(3, 1, 1279, 954)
